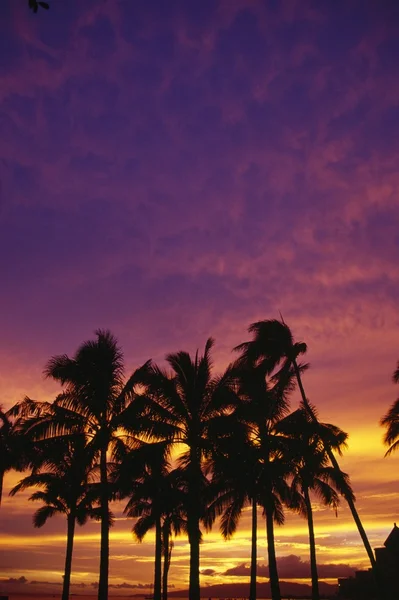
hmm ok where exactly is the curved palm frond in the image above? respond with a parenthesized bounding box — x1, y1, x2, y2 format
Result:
(33, 504, 61, 527)
(219, 494, 245, 539)
(133, 513, 155, 542)
(393, 361, 399, 384)
(381, 398, 399, 454)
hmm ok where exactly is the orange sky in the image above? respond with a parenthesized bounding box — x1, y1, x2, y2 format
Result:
(1, 326, 398, 595)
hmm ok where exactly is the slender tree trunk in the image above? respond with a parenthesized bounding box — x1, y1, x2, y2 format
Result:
(0, 470, 3, 508)
(188, 520, 200, 600)
(162, 524, 171, 600)
(249, 498, 257, 600)
(265, 502, 281, 600)
(154, 515, 162, 600)
(292, 361, 383, 599)
(188, 451, 201, 600)
(62, 512, 76, 600)
(303, 487, 319, 600)
(98, 446, 109, 600)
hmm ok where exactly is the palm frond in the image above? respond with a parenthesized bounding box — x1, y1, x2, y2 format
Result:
(393, 361, 399, 384)
(312, 478, 340, 511)
(9, 473, 56, 496)
(384, 439, 399, 456)
(219, 495, 244, 539)
(133, 514, 155, 541)
(33, 505, 60, 527)
(381, 399, 399, 448)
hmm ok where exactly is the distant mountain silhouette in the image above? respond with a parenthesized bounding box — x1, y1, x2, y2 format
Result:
(163, 580, 338, 598)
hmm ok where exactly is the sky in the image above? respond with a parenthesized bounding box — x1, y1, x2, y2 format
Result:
(0, 0, 399, 596)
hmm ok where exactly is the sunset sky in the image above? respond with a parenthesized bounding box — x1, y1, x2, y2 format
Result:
(1, 0, 399, 596)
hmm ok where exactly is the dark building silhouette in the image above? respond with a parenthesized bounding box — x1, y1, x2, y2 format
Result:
(338, 523, 399, 599)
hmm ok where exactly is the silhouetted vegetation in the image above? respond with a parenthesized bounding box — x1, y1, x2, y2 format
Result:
(28, 0, 49, 13)
(5, 319, 389, 600)
(381, 361, 399, 456)
(276, 409, 352, 600)
(235, 319, 381, 599)
(10, 436, 100, 600)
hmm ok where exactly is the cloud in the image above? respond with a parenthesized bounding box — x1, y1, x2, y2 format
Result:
(201, 569, 216, 577)
(223, 555, 356, 579)
(31, 580, 63, 586)
(110, 582, 155, 589)
(90, 581, 154, 589)
(0, 576, 27, 585)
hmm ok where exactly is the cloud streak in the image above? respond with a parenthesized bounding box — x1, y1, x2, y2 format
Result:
(223, 555, 357, 579)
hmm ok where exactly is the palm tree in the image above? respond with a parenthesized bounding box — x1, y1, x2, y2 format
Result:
(121, 442, 170, 600)
(161, 492, 187, 600)
(10, 436, 100, 600)
(277, 408, 353, 600)
(141, 338, 238, 600)
(15, 330, 151, 600)
(381, 360, 399, 455)
(0, 404, 31, 508)
(235, 319, 379, 584)
(122, 455, 187, 600)
(222, 363, 295, 600)
(207, 421, 260, 600)
(211, 454, 261, 600)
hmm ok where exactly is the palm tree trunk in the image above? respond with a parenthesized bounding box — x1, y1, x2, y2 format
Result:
(188, 455, 201, 600)
(188, 520, 201, 600)
(303, 487, 319, 600)
(62, 512, 76, 600)
(154, 515, 162, 600)
(292, 360, 383, 599)
(0, 470, 3, 508)
(265, 502, 281, 600)
(98, 446, 109, 600)
(162, 524, 171, 600)
(249, 498, 257, 600)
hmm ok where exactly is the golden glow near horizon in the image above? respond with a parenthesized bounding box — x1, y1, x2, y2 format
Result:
(1, 366, 398, 592)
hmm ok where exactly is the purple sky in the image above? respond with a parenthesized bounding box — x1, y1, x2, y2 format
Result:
(1, 0, 399, 594)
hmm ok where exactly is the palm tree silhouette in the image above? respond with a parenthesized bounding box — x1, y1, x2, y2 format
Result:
(10, 436, 100, 600)
(141, 338, 238, 600)
(161, 487, 187, 600)
(277, 408, 353, 600)
(127, 463, 166, 600)
(208, 428, 261, 600)
(16, 330, 151, 600)
(0, 404, 31, 508)
(381, 360, 399, 455)
(122, 448, 187, 600)
(235, 319, 380, 588)
(223, 362, 294, 600)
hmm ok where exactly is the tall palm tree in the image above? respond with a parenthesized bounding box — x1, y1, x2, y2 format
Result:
(161, 495, 187, 600)
(223, 363, 295, 600)
(0, 404, 31, 508)
(123, 456, 187, 600)
(207, 423, 260, 600)
(276, 408, 353, 600)
(121, 442, 171, 600)
(15, 330, 152, 600)
(141, 338, 238, 600)
(381, 360, 399, 455)
(10, 436, 100, 600)
(235, 319, 379, 583)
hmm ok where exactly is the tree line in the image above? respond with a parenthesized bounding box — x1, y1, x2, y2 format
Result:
(1, 319, 398, 600)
